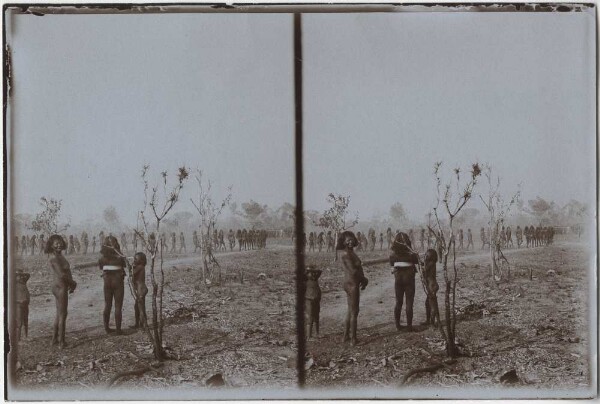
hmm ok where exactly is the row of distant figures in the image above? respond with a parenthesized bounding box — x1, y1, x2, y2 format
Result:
(12, 225, 565, 257)
(299, 225, 560, 254)
(297, 229, 474, 253)
(480, 225, 556, 250)
(12, 228, 291, 257)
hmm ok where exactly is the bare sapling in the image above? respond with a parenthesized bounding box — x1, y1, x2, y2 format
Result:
(28, 197, 70, 236)
(428, 161, 481, 358)
(190, 169, 232, 285)
(134, 165, 189, 360)
(479, 165, 521, 282)
(315, 193, 359, 261)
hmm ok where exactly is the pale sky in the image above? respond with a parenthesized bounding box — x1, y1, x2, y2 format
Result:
(7, 10, 596, 225)
(8, 13, 294, 224)
(303, 12, 596, 219)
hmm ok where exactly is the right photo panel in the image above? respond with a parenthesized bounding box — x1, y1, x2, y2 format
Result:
(299, 7, 596, 399)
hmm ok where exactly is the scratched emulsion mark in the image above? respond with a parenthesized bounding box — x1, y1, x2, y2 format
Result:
(4, 44, 12, 101)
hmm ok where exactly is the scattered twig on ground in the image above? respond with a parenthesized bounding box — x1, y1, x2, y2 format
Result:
(107, 363, 163, 387)
(402, 362, 444, 384)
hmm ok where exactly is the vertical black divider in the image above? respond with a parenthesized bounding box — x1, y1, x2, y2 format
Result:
(293, 12, 306, 388)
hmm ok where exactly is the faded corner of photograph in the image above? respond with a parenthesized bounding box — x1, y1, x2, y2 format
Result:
(300, 7, 597, 399)
(5, 9, 299, 399)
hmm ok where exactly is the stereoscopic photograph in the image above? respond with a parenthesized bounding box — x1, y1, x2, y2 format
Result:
(3, 2, 597, 401)
(5, 9, 298, 399)
(299, 8, 596, 399)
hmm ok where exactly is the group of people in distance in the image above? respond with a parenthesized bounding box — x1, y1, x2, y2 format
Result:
(14, 228, 271, 258)
(15, 234, 148, 349)
(479, 224, 555, 250)
(301, 227, 477, 255)
(303, 224, 557, 259)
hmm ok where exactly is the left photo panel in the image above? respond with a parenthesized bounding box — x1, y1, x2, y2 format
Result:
(5, 10, 298, 399)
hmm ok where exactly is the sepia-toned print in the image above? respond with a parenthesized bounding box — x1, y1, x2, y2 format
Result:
(6, 10, 298, 399)
(299, 9, 596, 398)
(4, 3, 597, 401)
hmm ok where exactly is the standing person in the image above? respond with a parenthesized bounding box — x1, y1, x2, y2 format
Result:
(228, 229, 236, 251)
(386, 227, 393, 250)
(74, 235, 81, 254)
(29, 235, 37, 256)
(68, 235, 75, 255)
(38, 234, 45, 255)
(246, 229, 252, 250)
(16, 270, 31, 340)
(458, 229, 464, 250)
(180, 232, 186, 253)
(541, 227, 548, 246)
(506, 226, 513, 248)
(98, 236, 127, 335)
(218, 230, 226, 251)
(390, 232, 419, 332)
(46, 234, 77, 349)
(326, 231, 334, 252)
(148, 233, 157, 254)
(317, 232, 325, 252)
(421, 249, 440, 327)
(92, 236, 97, 253)
(170, 232, 177, 253)
(480, 227, 486, 250)
(369, 230, 376, 252)
(130, 252, 148, 330)
(241, 229, 248, 251)
(81, 232, 89, 255)
(308, 232, 315, 252)
(21, 235, 27, 256)
(193, 231, 200, 253)
(516, 225, 523, 248)
(337, 231, 368, 346)
(466, 228, 474, 250)
(236, 229, 242, 252)
(379, 232, 384, 251)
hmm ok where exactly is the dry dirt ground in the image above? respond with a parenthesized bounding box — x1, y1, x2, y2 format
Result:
(303, 236, 594, 395)
(8, 235, 595, 398)
(11, 240, 298, 393)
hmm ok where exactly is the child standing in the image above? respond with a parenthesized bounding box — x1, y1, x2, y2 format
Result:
(131, 252, 148, 330)
(16, 271, 31, 340)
